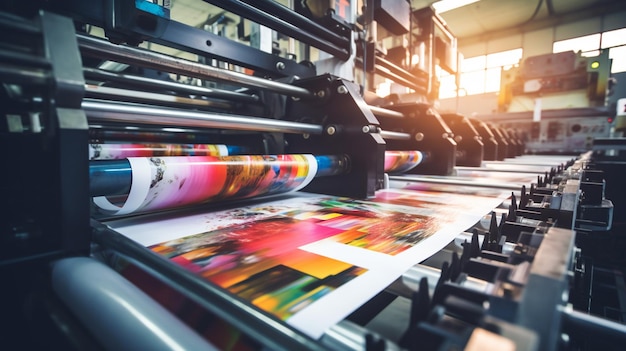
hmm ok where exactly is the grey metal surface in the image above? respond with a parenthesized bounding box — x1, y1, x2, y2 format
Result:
(83, 99, 324, 134)
(50, 257, 217, 351)
(380, 130, 411, 140)
(77, 34, 314, 99)
(518, 227, 575, 351)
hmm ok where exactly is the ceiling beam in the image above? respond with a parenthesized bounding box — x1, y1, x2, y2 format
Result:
(457, 1, 626, 47)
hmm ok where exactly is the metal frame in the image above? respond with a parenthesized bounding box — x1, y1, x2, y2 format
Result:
(0, 11, 89, 266)
(203, 0, 351, 61)
(52, 0, 317, 78)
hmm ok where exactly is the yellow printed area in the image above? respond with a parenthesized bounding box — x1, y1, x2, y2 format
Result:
(287, 250, 353, 278)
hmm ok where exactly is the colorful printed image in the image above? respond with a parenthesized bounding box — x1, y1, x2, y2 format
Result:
(111, 189, 508, 338)
(150, 216, 367, 320)
(93, 154, 317, 215)
(384, 150, 424, 174)
(292, 198, 438, 255)
(371, 189, 448, 209)
(89, 143, 230, 160)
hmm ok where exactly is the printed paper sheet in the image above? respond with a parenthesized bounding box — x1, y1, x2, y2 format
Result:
(106, 188, 508, 338)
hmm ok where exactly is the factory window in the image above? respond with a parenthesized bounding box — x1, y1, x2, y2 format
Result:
(609, 46, 626, 74)
(438, 48, 522, 98)
(553, 28, 626, 73)
(601, 28, 626, 49)
(553, 33, 601, 54)
(438, 73, 457, 99)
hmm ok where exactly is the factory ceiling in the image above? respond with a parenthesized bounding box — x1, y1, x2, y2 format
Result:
(167, 0, 626, 47)
(413, 0, 626, 45)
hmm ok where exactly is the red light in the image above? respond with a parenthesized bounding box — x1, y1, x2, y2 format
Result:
(608, 117, 614, 123)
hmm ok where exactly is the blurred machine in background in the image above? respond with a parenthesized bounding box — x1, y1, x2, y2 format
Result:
(1, 1, 626, 351)
(478, 49, 616, 154)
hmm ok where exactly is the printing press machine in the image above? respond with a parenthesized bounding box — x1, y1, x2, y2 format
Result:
(1, 1, 626, 350)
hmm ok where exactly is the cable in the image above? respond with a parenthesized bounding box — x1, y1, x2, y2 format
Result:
(521, 0, 545, 26)
(546, 0, 556, 16)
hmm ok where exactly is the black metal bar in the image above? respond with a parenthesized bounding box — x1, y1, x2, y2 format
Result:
(562, 307, 626, 347)
(374, 64, 423, 92)
(369, 106, 405, 119)
(85, 85, 235, 110)
(376, 56, 428, 87)
(83, 68, 259, 104)
(355, 57, 422, 92)
(203, 0, 350, 60)
(0, 64, 50, 86)
(91, 221, 332, 351)
(238, 0, 349, 48)
(0, 13, 40, 34)
(77, 34, 315, 99)
(0, 48, 51, 69)
(153, 20, 315, 79)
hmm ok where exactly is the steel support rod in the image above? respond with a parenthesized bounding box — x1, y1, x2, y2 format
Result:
(369, 106, 405, 119)
(84, 68, 260, 103)
(77, 34, 314, 99)
(83, 100, 324, 134)
(203, 0, 350, 60)
(238, 0, 349, 48)
(356, 58, 422, 92)
(376, 56, 428, 87)
(85, 85, 235, 110)
(379, 130, 411, 140)
(561, 306, 626, 346)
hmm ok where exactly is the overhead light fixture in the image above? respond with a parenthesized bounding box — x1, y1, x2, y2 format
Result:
(432, 0, 480, 14)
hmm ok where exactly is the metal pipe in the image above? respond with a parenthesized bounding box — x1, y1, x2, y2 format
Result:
(356, 58, 422, 92)
(376, 56, 428, 87)
(85, 85, 235, 110)
(369, 106, 405, 119)
(202, 0, 350, 60)
(238, 0, 349, 48)
(0, 64, 50, 85)
(561, 305, 626, 346)
(389, 175, 521, 190)
(51, 257, 219, 351)
(379, 130, 411, 140)
(83, 68, 260, 103)
(77, 34, 314, 99)
(83, 100, 324, 134)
